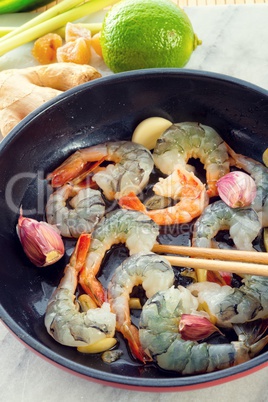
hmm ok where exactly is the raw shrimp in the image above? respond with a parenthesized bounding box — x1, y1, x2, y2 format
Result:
(46, 183, 105, 238)
(119, 165, 209, 225)
(139, 286, 268, 374)
(190, 200, 264, 319)
(188, 275, 268, 327)
(192, 200, 261, 251)
(153, 122, 230, 197)
(227, 146, 268, 227)
(44, 234, 116, 347)
(108, 252, 174, 362)
(47, 141, 154, 200)
(79, 209, 159, 306)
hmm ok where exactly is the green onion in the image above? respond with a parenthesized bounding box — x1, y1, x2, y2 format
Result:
(0, 0, 118, 56)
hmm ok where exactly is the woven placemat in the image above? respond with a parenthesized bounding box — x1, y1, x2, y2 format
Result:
(35, 0, 267, 12)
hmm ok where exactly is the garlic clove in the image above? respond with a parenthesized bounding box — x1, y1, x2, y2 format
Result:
(263, 148, 268, 167)
(264, 228, 268, 253)
(132, 117, 173, 150)
(17, 213, 65, 267)
(179, 314, 222, 341)
(216, 171, 256, 208)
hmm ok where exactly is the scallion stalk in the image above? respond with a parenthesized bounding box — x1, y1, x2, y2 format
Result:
(0, 0, 118, 56)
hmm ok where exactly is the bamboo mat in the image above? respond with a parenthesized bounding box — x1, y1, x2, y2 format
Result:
(35, 0, 268, 12)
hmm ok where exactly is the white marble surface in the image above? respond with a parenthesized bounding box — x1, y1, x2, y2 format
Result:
(1, 4, 268, 402)
(0, 4, 268, 89)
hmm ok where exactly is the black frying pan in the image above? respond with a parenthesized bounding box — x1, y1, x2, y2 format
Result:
(0, 69, 268, 391)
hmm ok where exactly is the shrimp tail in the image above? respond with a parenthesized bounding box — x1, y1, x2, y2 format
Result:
(79, 268, 107, 307)
(249, 334, 268, 358)
(47, 151, 88, 187)
(70, 158, 106, 188)
(233, 319, 268, 347)
(70, 233, 91, 272)
(119, 188, 208, 226)
(119, 192, 147, 213)
(232, 335, 268, 365)
(121, 323, 152, 363)
(206, 184, 217, 198)
(47, 150, 106, 188)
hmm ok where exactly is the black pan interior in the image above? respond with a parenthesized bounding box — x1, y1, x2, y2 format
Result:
(0, 69, 268, 390)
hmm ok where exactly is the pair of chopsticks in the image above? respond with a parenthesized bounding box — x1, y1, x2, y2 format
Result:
(152, 244, 268, 277)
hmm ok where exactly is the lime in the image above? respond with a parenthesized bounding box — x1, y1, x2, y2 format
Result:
(100, 0, 201, 73)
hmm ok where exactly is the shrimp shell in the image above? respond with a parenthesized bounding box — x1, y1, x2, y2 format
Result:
(44, 234, 116, 347)
(79, 209, 160, 306)
(139, 286, 252, 374)
(47, 141, 154, 200)
(153, 122, 230, 197)
(108, 252, 174, 362)
(189, 275, 268, 327)
(228, 146, 268, 227)
(93, 141, 154, 200)
(193, 200, 261, 251)
(46, 184, 105, 238)
(119, 165, 209, 225)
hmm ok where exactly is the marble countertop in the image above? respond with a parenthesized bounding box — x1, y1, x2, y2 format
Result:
(1, 4, 268, 402)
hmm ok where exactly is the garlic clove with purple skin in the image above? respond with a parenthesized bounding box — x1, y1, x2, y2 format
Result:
(216, 171, 257, 208)
(17, 213, 65, 267)
(179, 314, 223, 341)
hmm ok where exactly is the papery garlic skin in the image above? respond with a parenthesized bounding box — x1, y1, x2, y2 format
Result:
(216, 171, 256, 208)
(179, 314, 222, 341)
(17, 214, 65, 267)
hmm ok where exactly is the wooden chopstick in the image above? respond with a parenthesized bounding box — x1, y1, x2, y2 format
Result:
(152, 244, 268, 264)
(152, 244, 268, 277)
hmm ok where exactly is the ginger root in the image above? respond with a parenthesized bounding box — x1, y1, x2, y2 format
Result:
(0, 62, 102, 137)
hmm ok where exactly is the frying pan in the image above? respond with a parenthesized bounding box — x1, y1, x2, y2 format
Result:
(0, 69, 268, 391)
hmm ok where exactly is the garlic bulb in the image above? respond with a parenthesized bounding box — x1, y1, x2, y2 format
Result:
(179, 314, 222, 341)
(216, 171, 256, 208)
(17, 213, 64, 267)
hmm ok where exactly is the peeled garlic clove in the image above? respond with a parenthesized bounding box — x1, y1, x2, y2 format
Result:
(264, 228, 268, 252)
(78, 294, 98, 311)
(77, 337, 117, 354)
(17, 213, 64, 267)
(216, 171, 256, 208)
(132, 116, 172, 150)
(179, 314, 222, 341)
(263, 148, 268, 167)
